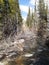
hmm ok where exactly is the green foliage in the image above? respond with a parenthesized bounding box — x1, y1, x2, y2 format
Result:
(0, 0, 22, 39)
(26, 7, 30, 27)
(38, 0, 47, 21)
(36, 0, 48, 45)
(26, 7, 33, 28)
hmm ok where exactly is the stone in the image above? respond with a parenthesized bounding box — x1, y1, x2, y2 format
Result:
(0, 62, 4, 65)
(0, 54, 6, 61)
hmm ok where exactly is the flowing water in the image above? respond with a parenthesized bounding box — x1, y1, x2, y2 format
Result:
(0, 53, 34, 65)
(0, 31, 36, 65)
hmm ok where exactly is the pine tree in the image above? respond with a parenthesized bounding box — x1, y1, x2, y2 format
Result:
(26, 7, 30, 28)
(0, 0, 22, 39)
(9, 0, 22, 32)
(38, 0, 47, 21)
(15, 0, 22, 32)
(36, 0, 48, 46)
(33, 0, 37, 28)
(30, 12, 34, 28)
(0, 0, 4, 39)
(26, 7, 32, 29)
(2, 0, 12, 37)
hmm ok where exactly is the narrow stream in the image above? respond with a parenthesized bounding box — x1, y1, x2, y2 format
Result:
(0, 53, 34, 65)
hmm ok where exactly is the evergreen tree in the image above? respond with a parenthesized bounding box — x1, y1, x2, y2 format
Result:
(9, 0, 22, 32)
(33, 0, 38, 28)
(38, 0, 47, 21)
(0, 0, 22, 39)
(36, 0, 48, 46)
(26, 7, 33, 29)
(0, 0, 4, 39)
(30, 12, 34, 28)
(26, 7, 30, 28)
(15, 0, 22, 31)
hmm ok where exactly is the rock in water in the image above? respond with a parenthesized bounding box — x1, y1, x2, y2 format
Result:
(0, 54, 6, 61)
(24, 53, 33, 57)
(0, 62, 4, 65)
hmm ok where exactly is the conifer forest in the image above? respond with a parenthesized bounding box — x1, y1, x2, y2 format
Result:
(0, 0, 49, 65)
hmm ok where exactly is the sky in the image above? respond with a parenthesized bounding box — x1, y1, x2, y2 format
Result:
(19, 0, 35, 20)
(19, 0, 48, 20)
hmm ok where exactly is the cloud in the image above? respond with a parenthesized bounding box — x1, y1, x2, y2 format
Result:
(29, 0, 39, 12)
(29, 0, 48, 6)
(20, 5, 28, 13)
(19, 0, 48, 20)
(29, 0, 49, 10)
(22, 16, 27, 21)
(29, 0, 35, 6)
(29, 0, 38, 6)
(20, 4, 33, 20)
(19, 5, 29, 20)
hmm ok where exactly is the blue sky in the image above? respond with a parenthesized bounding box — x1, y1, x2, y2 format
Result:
(19, 0, 35, 20)
(19, 0, 48, 20)
(19, 0, 29, 6)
